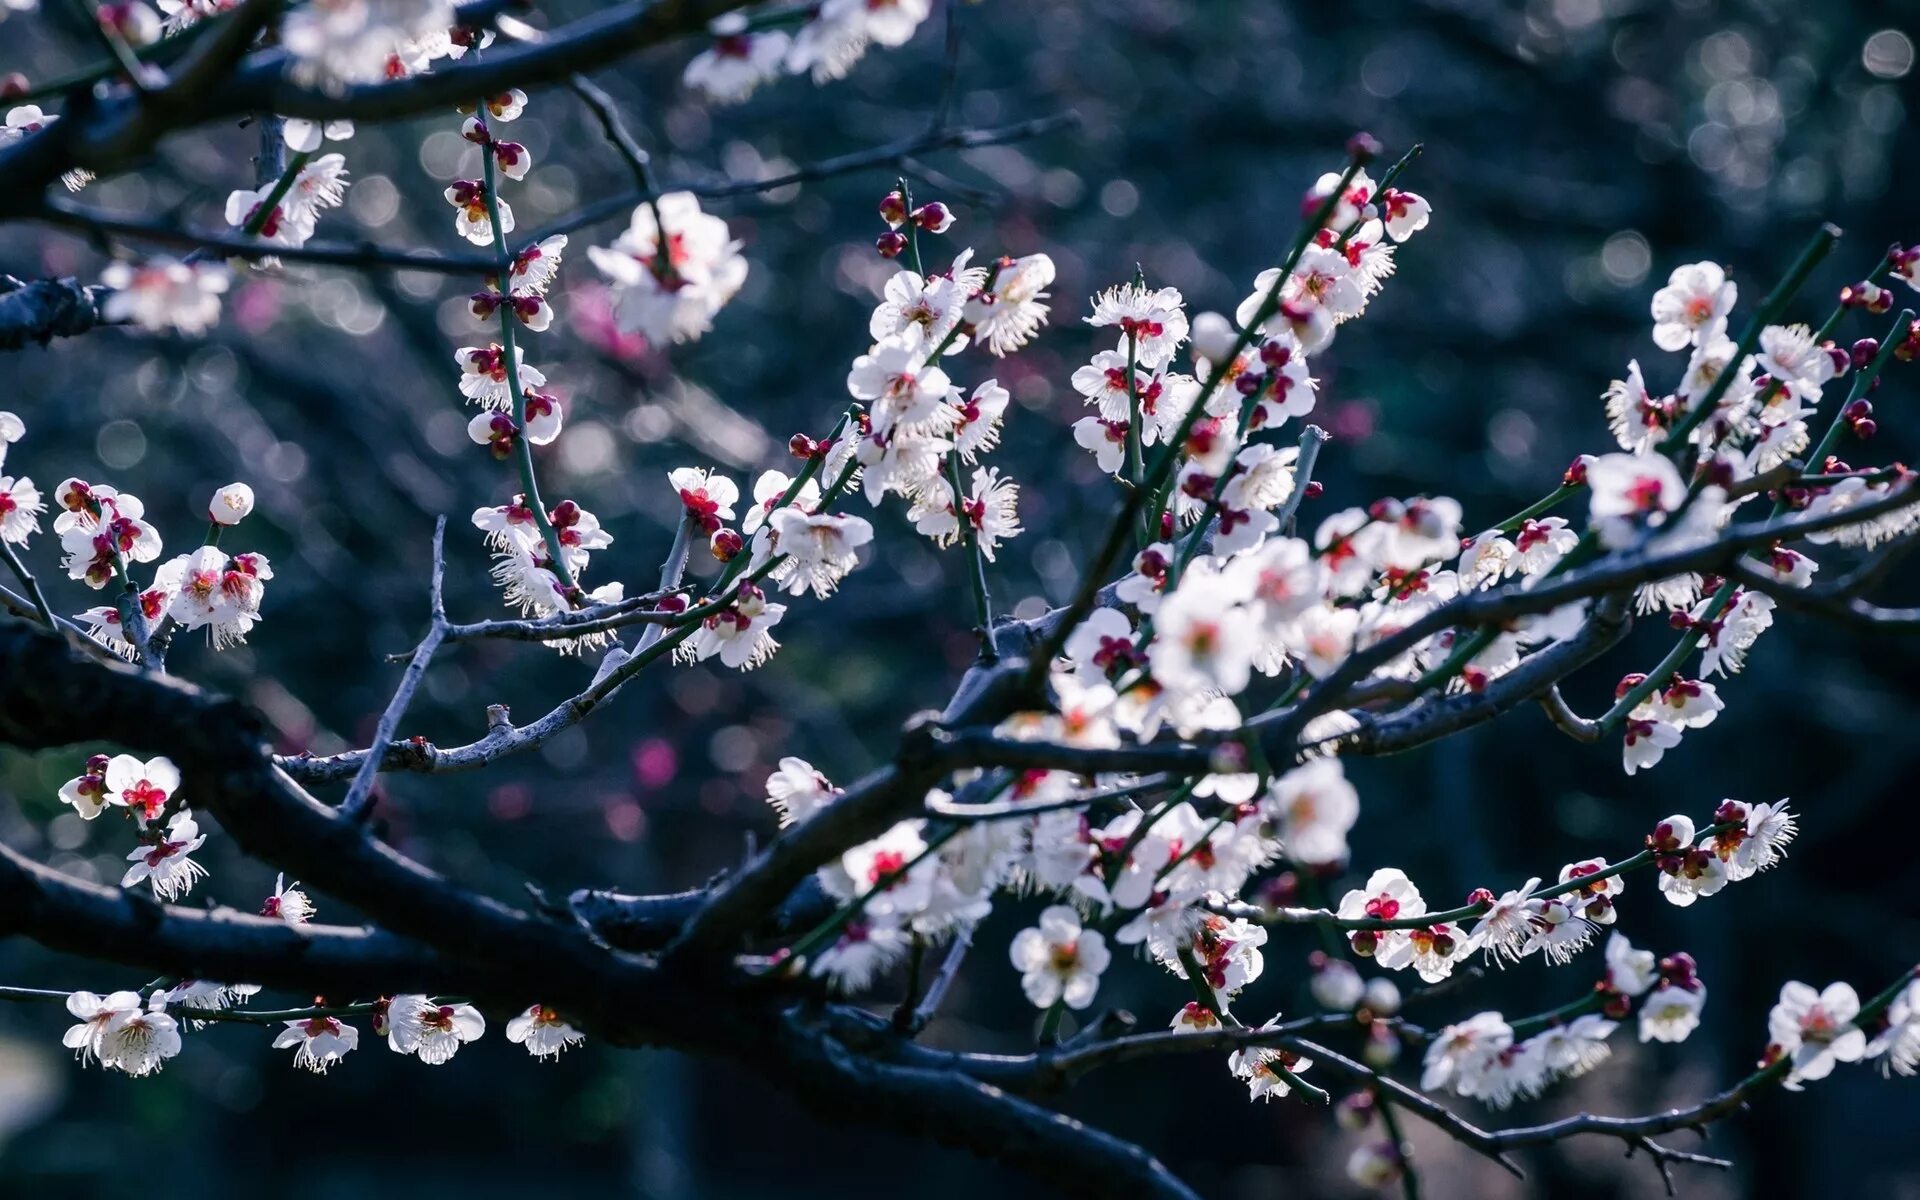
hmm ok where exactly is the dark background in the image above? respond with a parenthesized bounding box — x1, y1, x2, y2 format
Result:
(1, 1, 1918, 1196)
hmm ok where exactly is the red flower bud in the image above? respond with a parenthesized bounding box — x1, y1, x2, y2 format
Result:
(710, 528, 744, 562)
(875, 231, 908, 259)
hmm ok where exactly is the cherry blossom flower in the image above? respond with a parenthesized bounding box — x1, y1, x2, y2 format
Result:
(870, 266, 971, 352)
(1586, 452, 1686, 548)
(809, 917, 912, 991)
(122, 809, 209, 900)
(678, 584, 785, 670)
(1260, 758, 1358, 867)
(207, 482, 254, 526)
(1709, 798, 1796, 881)
(1867, 980, 1920, 1077)
(768, 508, 873, 598)
(1087, 281, 1189, 369)
(848, 334, 955, 433)
(669, 466, 740, 534)
(100, 257, 228, 335)
(101, 753, 179, 822)
(1377, 186, 1432, 240)
(1228, 1029, 1315, 1102)
(385, 995, 486, 1065)
(1469, 878, 1542, 967)
(154, 980, 258, 1029)
(444, 178, 511, 246)
(1695, 589, 1775, 677)
(966, 253, 1054, 356)
(1337, 868, 1425, 969)
(1010, 904, 1110, 1010)
(64, 989, 143, 1066)
(1756, 323, 1837, 404)
(274, 1016, 359, 1073)
(455, 343, 546, 410)
(684, 13, 790, 103)
(99, 1003, 182, 1076)
(282, 0, 459, 91)
(506, 1005, 584, 1059)
(262, 874, 315, 924)
(765, 756, 837, 827)
(1421, 1011, 1513, 1095)
(911, 466, 1022, 560)
(163, 545, 272, 649)
(1769, 981, 1866, 1089)
(1622, 714, 1682, 775)
(1604, 933, 1659, 997)
(952, 380, 1009, 462)
(587, 192, 748, 345)
(1639, 979, 1707, 1043)
(1650, 261, 1736, 351)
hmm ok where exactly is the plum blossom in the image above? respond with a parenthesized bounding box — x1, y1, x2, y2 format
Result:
(274, 1016, 360, 1073)
(1650, 261, 1736, 351)
(684, 13, 790, 103)
(122, 810, 208, 900)
(506, 1005, 584, 1059)
(1009, 904, 1111, 1010)
(385, 995, 486, 1065)
(1769, 981, 1866, 1089)
(765, 757, 837, 827)
(587, 193, 748, 345)
(100, 258, 228, 335)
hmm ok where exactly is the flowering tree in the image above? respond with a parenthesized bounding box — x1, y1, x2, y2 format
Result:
(0, 1, 1918, 1195)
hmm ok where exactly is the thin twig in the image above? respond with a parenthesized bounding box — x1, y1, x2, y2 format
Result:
(340, 518, 448, 821)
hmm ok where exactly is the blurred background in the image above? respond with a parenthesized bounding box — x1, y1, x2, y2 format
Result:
(2, 0, 1919, 1196)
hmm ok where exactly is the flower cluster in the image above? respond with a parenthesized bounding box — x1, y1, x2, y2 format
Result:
(681, 1, 935, 103)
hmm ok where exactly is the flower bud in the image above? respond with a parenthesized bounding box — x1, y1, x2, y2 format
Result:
(1336, 1091, 1376, 1132)
(1361, 1022, 1401, 1068)
(1310, 958, 1365, 1010)
(1346, 1142, 1402, 1188)
(208, 482, 255, 526)
(1189, 311, 1238, 363)
(656, 593, 689, 615)
(1304, 480, 1324, 500)
(1465, 887, 1495, 906)
(1362, 977, 1401, 1016)
(710, 528, 744, 562)
(1563, 454, 1593, 487)
(789, 433, 823, 460)
(0, 74, 27, 100)
(1345, 131, 1383, 164)
(1349, 930, 1379, 958)
(875, 231, 908, 259)
(911, 201, 954, 233)
(878, 190, 907, 228)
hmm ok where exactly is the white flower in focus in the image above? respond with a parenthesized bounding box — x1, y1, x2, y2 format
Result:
(1769, 981, 1866, 1089)
(966, 253, 1054, 357)
(506, 1004, 584, 1059)
(1650, 261, 1736, 351)
(1228, 1027, 1315, 1102)
(1086, 281, 1188, 369)
(767, 508, 873, 598)
(101, 753, 179, 822)
(1756, 323, 1837, 404)
(385, 995, 486, 1065)
(274, 1016, 360, 1073)
(99, 1005, 181, 1077)
(64, 990, 143, 1066)
(263, 874, 315, 924)
(121, 809, 209, 900)
(765, 756, 837, 826)
(1009, 904, 1110, 1010)
(1638, 981, 1707, 1043)
(208, 482, 254, 526)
